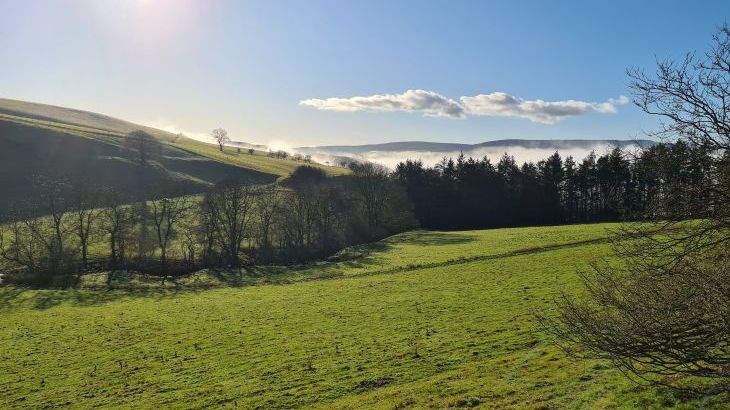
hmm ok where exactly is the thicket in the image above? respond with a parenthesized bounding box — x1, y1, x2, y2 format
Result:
(0, 163, 415, 287)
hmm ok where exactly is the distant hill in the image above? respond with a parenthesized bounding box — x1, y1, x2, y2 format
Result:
(0, 98, 344, 215)
(297, 139, 656, 155)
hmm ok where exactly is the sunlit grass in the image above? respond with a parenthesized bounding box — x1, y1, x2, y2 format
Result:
(171, 138, 350, 178)
(1, 223, 724, 409)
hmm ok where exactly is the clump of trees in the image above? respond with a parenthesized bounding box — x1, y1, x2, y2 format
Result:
(124, 130, 163, 166)
(268, 150, 290, 159)
(0, 163, 416, 286)
(393, 143, 709, 230)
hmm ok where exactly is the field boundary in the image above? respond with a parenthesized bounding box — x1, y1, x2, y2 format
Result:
(293, 235, 611, 285)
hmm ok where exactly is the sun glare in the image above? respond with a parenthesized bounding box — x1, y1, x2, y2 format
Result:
(91, 0, 202, 52)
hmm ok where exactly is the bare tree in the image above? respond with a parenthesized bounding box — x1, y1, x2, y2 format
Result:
(211, 128, 229, 152)
(277, 190, 311, 262)
(101, 190, 135, 270)
(35, 175, 77, 281)
(350, 162, 390, 230)
(131, 199, 157, 265)
(0, 210, 45, 281)
(149, 190, 191, 281)
(0, 177, 77, 285)
(549, 251, 729, 387)
(179, 214, 202, 270)
(254, 185, 282, 262)
(124, 130, 163, 166)
(204, 180, 256, 266)
(309, 183, 346, 257)
(198, 194, 219, 266)
(546, 26, 730, 393)
(69, 176, 102, 272)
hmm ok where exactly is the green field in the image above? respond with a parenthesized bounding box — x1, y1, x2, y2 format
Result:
(1, 223, 723, 409)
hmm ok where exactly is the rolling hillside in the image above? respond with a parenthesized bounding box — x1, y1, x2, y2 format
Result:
(0, 223, 724, 409)
(0, 99, 346, 214)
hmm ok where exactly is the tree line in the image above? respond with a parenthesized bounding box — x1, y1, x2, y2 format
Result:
(0, 163, 415, 287)
(394, 141, 716, 230)
(1, 136, 716, 287)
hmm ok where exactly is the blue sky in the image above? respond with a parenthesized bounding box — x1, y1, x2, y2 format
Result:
(0, 0, 727, 146)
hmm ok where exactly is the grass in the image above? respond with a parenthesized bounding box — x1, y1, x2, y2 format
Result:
(0, 98, 347, 215)
(171, 138, 350, 178)
(0, 112, 123, 143)
(0, 97, 181, 142)
(1, 223, 725, 409)
(0, 110, 344, 180)
(0, 98, 347, 178)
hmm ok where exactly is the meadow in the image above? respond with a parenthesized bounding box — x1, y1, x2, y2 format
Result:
(1, 223, 724, 409)
(171, 138, 350, 178)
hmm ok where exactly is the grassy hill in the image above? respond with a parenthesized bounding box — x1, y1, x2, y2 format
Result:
(0, 98, 347, 213)
(0, 98, 178, 141)
(172, 137, 350, 178)
(0, 223, 723, 409)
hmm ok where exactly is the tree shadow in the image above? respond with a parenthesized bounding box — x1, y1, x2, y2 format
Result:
(0, 285, 182, 311)
(390, 230, 477, 246)
(0, 231, 480, 311)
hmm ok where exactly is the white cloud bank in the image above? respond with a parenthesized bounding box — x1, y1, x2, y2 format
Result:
(461, 93, 629, 124)
(301, 90, 628, 123)
(300, 89, 466, 119)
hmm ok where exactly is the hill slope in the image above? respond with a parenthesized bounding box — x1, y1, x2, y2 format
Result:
(0, 98, 178, 141)
(0, 113, 277, 214)
(0, 98, 346, 213)
(1, 224, 723, 409)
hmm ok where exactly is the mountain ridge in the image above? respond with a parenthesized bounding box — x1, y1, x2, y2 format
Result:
(297, 138, 656, 155)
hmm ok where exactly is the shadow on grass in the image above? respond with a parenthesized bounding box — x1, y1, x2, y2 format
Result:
(0, 231, 479, 311)
(325, 231, 475, 271)
(390, 230, 477, 246)
(0, 285, 187, 311)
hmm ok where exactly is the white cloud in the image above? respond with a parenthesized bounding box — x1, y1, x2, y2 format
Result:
(299, 89, 466, 119)
(301, 90, 629, 124)
(461, 93, 629, 124)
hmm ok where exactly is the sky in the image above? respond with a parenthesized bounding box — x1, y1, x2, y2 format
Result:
(0, 0, 728, 147)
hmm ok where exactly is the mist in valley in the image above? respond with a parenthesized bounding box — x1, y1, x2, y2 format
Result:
(309, 142, 647, 168)
(236, 140, 649, 169)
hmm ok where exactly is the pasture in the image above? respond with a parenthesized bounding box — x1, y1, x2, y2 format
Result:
(1, 223, 723, 409)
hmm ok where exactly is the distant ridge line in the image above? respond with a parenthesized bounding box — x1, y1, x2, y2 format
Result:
(297, 138, 656, 154)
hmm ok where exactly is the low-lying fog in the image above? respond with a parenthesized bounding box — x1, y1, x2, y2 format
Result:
(302, 143, 647, 169)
